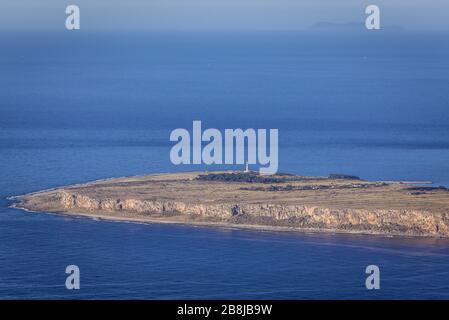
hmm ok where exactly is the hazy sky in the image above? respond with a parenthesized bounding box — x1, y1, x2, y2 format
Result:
(1, 0, 448, 31)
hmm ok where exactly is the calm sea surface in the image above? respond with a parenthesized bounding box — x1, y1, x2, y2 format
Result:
(1, 31, 449, 299)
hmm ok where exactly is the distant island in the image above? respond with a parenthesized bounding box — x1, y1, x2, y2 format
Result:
(11, 171, 449, 238)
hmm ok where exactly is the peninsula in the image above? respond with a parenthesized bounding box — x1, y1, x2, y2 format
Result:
(11, 171, 449, 237)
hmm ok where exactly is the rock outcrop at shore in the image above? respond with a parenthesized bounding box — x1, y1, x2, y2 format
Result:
(12, 172, 449, 237)
(55, 190, 449, 237)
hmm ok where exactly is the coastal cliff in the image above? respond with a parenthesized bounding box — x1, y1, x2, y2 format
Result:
(13, 172, 449, 237)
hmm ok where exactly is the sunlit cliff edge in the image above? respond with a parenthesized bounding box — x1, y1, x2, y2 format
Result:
(11, 171, 449, 238)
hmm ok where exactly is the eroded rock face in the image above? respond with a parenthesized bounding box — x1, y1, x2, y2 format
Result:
(57, 191, 449, 237)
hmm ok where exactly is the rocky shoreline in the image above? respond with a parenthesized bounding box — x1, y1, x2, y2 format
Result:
(11, 171, 449, 238)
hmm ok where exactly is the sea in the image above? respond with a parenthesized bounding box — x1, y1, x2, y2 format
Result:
(1, 30, 449, 299)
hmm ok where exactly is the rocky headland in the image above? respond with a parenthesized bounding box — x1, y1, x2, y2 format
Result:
(11, 171, 449, 237)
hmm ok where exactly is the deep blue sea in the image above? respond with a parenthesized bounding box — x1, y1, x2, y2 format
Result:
(1, 31, 449, 299)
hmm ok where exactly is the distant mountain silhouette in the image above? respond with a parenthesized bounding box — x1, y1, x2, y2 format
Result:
(308, 22, 404, 32)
